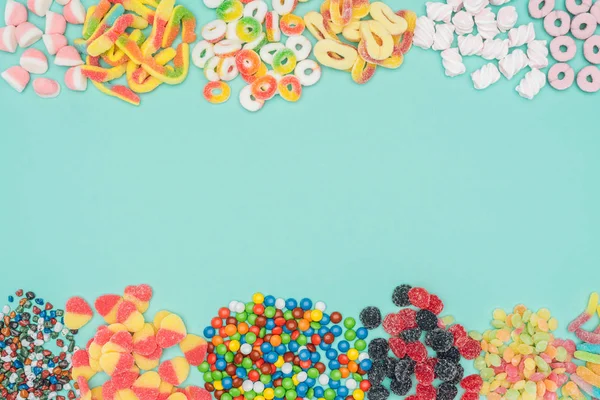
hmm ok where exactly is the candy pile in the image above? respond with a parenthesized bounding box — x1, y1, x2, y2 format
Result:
(305, 0, 416, 84)
(1, 0, 86, 98)
(192, 0, 321, 111)
(414, 0, 550, 99)
(358, 284, 482, 400)
(75, 0, 196, 105)
(68, 284, 211, 399)
(535, 0, 600, 92)
(474, 304, 576, 400)
(0, 289, 79, 400)
(566, 292, 600, 398)
(199, 293, 373, 400)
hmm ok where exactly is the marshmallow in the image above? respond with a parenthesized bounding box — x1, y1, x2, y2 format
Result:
(441, 47, 466, 76)
(55, 45, 84, 66)
(27, 0, 53, 17)
(20, 48, 49, 74)
(527, 40, 548, 69)
(43, 33, 68, 55)
(499, 48, 529, 79)
(515, 68, 546, 99)
(5, 0, 28, 26)
(432, 23, 455, 51)
(56, 0, 71, 4)
(33, 77, 61, 98)
(65, 66, 88, 91)
(464, 0, 489, 15)
(474, 8, 499, 39)
(426, 2, 453, 22)
(64, 0, 86, 24)
(15, 22, 43, 48)
(508, 23, 535, 47)
(458, 33, 484, 55)
(480, 38, 509, 60)
(1, 65, 30, 92)
(413, 16, 435, 49)
(46, 11, 67, 34)
(452, 11, 474, 34)
(447, 0, 464, 12)
(0, 26, 18, 53)
(497, 6, 518, 32)
(471, 62, 501, 89)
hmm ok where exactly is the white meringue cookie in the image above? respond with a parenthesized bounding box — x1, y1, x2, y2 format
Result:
(426, 2, 453, 23)
(463, 0, 489, 15)
(527, 40, 548, 69)
(452, 11, 474, 34)
(516, 68, 546, 99)
(475, 8, 499, 39)
(480, 38, 509, 59)
(508, 23, 535, 47)
(471, 62, 501, 89)
(413, 16, 436, 49)
(441, 47, 466, 76)
(432, 23, 455, 50)
(497, 6, 518, 32)
(458, 33, 484, 55)
(499, 48, 529, 79)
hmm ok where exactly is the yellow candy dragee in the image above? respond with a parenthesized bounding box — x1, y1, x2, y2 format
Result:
(474, 304, 577, 400)
(306, 0, 415, 84)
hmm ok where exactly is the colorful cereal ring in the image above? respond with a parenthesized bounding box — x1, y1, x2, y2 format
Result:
(280, 13, 305, 36)
(203, 81, 231, 103)
(272, 47, 296, 74)
(277, 74, 302, 101)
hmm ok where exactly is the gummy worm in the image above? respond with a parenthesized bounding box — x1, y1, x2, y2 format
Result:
(162, 5, 197, 48)
(126, 47, 176, 93)
(91, 81, 141, 105)
(570, 293, 600, 332)
(116, 35, 190, 85)
(140, 0, 175, 57)
(108, 0, 155, 24)
(571, 374, 600, 397)
(576, 351, 600, 364)
(578, 366, 600, 388)
(139, 0, 160, 7)
(75, 4, 125, 54)
(577, 329, 600, 344)
(88, 14, 136, 57)
(81, 63, 127, 82)
(579, 343, 600, 353)
(101, 30, 146, 66)
(588, 363, 600, 375)
(82, 0, 112, 39)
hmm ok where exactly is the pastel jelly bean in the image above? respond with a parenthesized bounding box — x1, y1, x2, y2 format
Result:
(157, 313, 187, 347)
(179, 334, 208, 366)
(158, 357, 190, 386)
(15, 22, 43, 48)
(5, 0, 28, 26)
(0, 26, 18, 53)
(163, 5, 197, 47)
(20, 48, 48, 74)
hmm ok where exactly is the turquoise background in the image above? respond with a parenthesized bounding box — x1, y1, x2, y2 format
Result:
(1, 0, 600, 389)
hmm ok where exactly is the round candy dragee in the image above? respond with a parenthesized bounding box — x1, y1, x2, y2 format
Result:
(199, 293, 372, 400)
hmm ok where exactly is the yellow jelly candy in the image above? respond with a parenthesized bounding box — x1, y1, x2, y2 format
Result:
(359, 20, 393, 60)
(369, 2, 407, 35)
(314, 39, 357, 70)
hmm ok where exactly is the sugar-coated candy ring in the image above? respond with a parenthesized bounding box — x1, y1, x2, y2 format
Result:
(314, 38, 357, 70)
(321, 7, 344, 35)
(204, 56, 221, 81)
(358, 40, 404, 68)
(250, 74, 278, 99)
(235, 49, 261, 75)
(395, 10, 416, 54)
(285, 35, 312, 60)
(566, 0, 592, 15)
(265, 11, 282, 42)
(294, 59, 321, 86)
(277, 74, 302, 101)
(214, 39, 243, 57)
(571, 13, 597, 40)
(239, 84, 265, 111)
(329, 0, 352, 26)
(204, 0, 224, 9)
(226, 21, 241, 40)
(218, 56, 239, 80)
(236, 16, 263, 42)
(528, 0, 554, 18)
(244, 0, 268, 24)
(272, 0, 298, 15)
(304, 11, 339, 41)
(259, 42, 285, 64)
(272, 47, 297, 74)
(584, 36, 600, 64)
(351, 56, 376, 84)
(81, 63, 127, 82)
(370, 2, 408, 35)
(240, 60, 267, 83)
(577, 65, 600, 92)
(544, 11, 571, 36)
(192, 40, 215, 68)
(243, 32, 267, 50)
(203, 81, 231, 103)
(352, 0, 370, 19)
(342, 21, 361, 42)
(360, 20, 394, 60)
(216, 0, 244, 22)
(202, 20, 227, 43)
(280, 14, 305, 36)
(550, 35, 577, 62)
(163, 6, 197, 48)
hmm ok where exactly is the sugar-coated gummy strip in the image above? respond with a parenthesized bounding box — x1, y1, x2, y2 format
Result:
(141, 0, 175, 57)
(162, 6, 197, 48)
(83, 0, 112, 39)
(576, 351, 600, 364)
(88, 14, 135, 56)
(108, 0, 155, 23)
(577, 329, 600, 344)
(75, 5, 125, 54)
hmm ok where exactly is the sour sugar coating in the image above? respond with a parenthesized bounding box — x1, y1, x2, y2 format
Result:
(133, 323, 158, 355)
(392, 285, 412, 307)
(95, 294, 123, 324)
(124, 284, 153, 313)
(179, 334, 208, 366)
(65, 296, 94, 329)
(157, 313, 187, 347)
(360, 306, 382, 329)
(569, 293, 599, 332)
